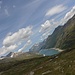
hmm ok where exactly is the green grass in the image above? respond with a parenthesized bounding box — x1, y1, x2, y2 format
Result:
(0, 49, 75, 75)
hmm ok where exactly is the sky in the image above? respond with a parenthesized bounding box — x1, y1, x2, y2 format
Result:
(0, 0, 75, 56)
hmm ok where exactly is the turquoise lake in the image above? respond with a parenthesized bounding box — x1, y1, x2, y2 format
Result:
(39, 49, 60, 56)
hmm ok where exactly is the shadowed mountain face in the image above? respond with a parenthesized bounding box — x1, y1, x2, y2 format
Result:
(41, 26, 63, 49)
(29, 40, 46, 53)
(55, 15, 75, 49)
(29, 15, 75, 53)
(40, 15, 75, 50)
(6, 52, 14, 57)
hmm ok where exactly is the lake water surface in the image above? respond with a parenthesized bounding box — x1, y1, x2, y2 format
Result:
(39, 49, 60, 56)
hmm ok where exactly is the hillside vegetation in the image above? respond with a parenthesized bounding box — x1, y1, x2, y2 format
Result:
(0, 49, 75, 75)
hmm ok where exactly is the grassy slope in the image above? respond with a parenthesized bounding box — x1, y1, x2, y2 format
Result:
(55, 15, 75, 50)
(0, 49, 75, 75)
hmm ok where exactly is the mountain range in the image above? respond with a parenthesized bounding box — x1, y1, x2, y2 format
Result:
(1, 15, 75, 58)
(30, 15, 75, 53)
(0, 15, 75, 75)
(29, 40, 46, 53)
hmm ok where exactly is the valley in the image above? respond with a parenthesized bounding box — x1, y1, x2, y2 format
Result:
(0, 12, 75, 75)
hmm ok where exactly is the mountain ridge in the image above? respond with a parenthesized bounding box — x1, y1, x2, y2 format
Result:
(44, 15, 75, 50)
(29, 15, 75, 53)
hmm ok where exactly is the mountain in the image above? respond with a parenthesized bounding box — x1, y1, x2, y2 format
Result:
(6, 52, 23, 58)
(29, 15, 75, 53)
(0, 14, 75, 75)
(6, 52, 14, 57)
(41, 26, 63, 49)
(0, 52, 41, 61)
(2, 52, 42, 61)
(41, 15, 75, 50)
(29, 40, 46, 53)
(55, 15, 75, 50)
(0, 49, 75, 75)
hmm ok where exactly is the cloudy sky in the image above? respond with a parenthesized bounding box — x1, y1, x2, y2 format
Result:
(0, 0, 75, 56)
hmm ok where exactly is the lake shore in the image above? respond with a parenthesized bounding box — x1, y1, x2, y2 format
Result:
(51, 48, 63, 52)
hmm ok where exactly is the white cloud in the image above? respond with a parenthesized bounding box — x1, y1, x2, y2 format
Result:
(0, 44, 18, 55)
(39, 20, 53, 40)
(58, 6, 75, 25)
(0, 26, 33, 56)
(41, 31, 50, 40)
(18, 40, 32, 52)
(40, 6, 75, 40)
(40, 19, 60, 40)
(3, 26, 32, 47)
(63, 6, 75, 23)
(39, 20, 51, 32)
(45, 4, 67, 16)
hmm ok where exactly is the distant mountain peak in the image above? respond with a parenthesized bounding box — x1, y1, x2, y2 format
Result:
(6, 52, 23, 58)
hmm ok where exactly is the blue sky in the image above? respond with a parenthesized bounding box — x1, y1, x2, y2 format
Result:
(0, 0, 75, 56)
